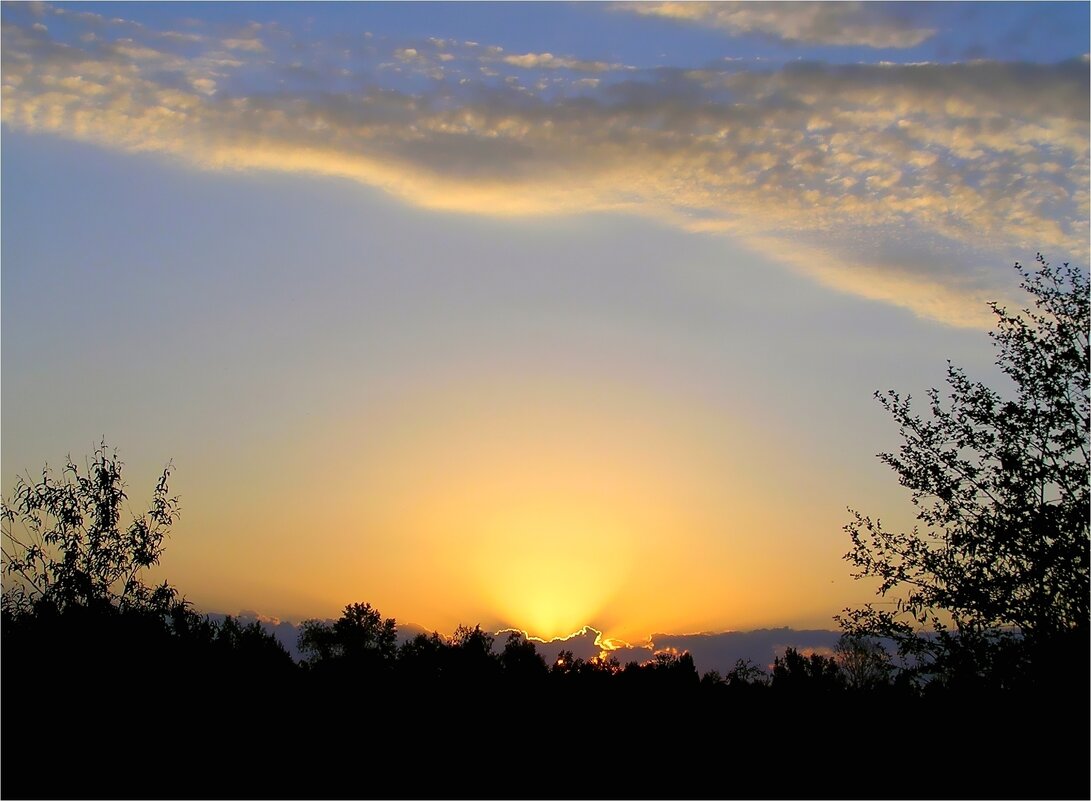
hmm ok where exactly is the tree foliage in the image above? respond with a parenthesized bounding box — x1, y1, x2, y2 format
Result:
(1, 440, 183, 620)
(724, 657, 769, 689)
(499, 631, 549, 680)
(771, 647, 844, 692)
(834, 634, 892, 690)
(298, 601, 398, 667)
(839, 255, 1089, 678)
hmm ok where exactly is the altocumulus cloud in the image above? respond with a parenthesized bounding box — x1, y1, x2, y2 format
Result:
(501, 52, 623, 73)
(2, 4, 1087, 327)
(613, 1, 937, 49)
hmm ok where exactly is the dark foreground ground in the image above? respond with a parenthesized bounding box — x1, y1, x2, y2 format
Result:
(4, 669, 1088, 800)
(3, 614, 1088, 800)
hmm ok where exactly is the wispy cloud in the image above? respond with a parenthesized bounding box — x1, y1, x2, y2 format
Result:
(2, 7, 1085, 327)
(615, 1, 937, 49)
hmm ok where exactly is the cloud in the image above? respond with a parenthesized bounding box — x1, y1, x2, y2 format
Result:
(2, 11, 1086, 327)
(616, 1, 936, 49)
(650, 628, 844, 674)
(217, 612, 307, 661)
(110, 40, 167, 61)
(501, 52, 621, 73)
(503, 625, 611, 664)
(158, 30, 206, 45)
(522, 626, 849, 675)
(222, 37, 265, 53)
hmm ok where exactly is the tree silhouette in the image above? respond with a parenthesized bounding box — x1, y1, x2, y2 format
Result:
(1, 440, 184, 621)
(724, 657, 769, 690)
(771, 647, 844, 692)
(839, 255, 1089, 685)
(397, 629, 449, 682)
(450, 622, 495, 653)
(298, 601, 397, 670)
(447, 623, 500, 684)
(0, 444, 301, 801)
(833, 634, 892, 690)
(645, 650, 700, 686)
(499, 631, 548, 681)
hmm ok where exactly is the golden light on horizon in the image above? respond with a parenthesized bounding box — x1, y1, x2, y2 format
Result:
(167, 366, 835, 642)
(295, 371, 722, 639)
(471, 503, 632, 640)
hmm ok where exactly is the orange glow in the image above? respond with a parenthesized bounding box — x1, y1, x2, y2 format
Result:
(472, 505, 631, 640)
(159, 368, 877, 643)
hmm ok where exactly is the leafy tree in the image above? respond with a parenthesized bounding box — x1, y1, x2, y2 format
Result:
(1, 443, 295, 680)
(617, 650, 700, 693)
(590, 653, 622, 676)
(833, 634, 892, 690)
(550, 648, 579, 674)
(699, 668, 724, 687)
(398, 630, 449, 671)
(651, 650, 700, 688)
(724, 657, 768, 688)
(499, 631, 548, 680)
(298, 601, 397, 667)
(646, 649, 699, 677)
(771, 647, 844, 692)
(1, 440, 183, 621)
(447, 623, 500, 681)
(450, 622, 495, 654)
(839, 255, 1089, 682)
(209, 614, 296, 669)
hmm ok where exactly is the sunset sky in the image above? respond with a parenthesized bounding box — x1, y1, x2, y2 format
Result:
(2, 1, 1088, 650)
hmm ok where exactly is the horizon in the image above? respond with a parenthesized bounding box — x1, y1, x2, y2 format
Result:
(204, 610, 853, 676)
(2, 1, 1088, 648)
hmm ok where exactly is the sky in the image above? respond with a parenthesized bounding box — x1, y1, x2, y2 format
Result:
(2, 1, 1088, 656)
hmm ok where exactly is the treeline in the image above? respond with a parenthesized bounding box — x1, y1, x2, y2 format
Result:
(295, 601, 872, 695)
(3, 595, 1087, 800)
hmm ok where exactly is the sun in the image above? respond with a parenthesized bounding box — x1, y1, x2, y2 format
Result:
(472, 504, 631, 640)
